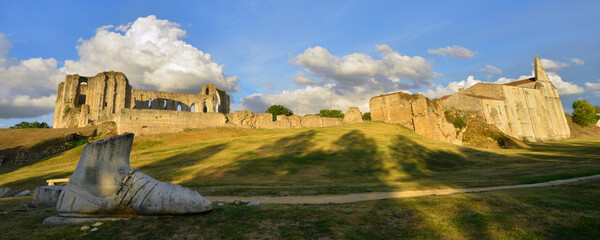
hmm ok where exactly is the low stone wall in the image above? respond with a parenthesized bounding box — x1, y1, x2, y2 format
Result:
(370, 92, 462, 144)
(117, 108, 361, 135)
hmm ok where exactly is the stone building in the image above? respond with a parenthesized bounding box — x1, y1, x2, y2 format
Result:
(442, 56, 570, 142)
(53, 71, 230, 128)
(370, 56, 571, 143)
(53, 71, 364, 135)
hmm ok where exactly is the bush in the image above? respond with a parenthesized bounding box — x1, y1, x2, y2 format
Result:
(362, 112, 371, 121)
(10, 121, 50, 129)
(572, 100, 597, 127)
(266, 105, 294, 120)
(317, 109, 344, 118)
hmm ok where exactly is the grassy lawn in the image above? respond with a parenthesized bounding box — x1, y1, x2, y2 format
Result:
(1, 121, 599, 196)
(0, 180, 598, 239)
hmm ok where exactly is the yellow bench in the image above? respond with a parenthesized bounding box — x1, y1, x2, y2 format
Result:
(46, 178, 70, 186)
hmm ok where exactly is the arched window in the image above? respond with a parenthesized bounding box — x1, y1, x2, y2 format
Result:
(148, 98, 152, 108)
(205, 88, 209, 95)
(163, 99, 167, 109)
(203, 103, 207, 113)
(177, 104, 182, 111)
(190, 104, 195, 113)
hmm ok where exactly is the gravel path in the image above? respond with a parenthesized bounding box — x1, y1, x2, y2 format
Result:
(205, 174, 600, 204)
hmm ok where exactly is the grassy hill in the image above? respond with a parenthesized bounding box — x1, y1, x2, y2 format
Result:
(1, 121, 599, 196)
(0, 122, 599, 239)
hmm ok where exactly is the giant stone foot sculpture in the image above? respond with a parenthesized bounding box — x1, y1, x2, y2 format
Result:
(55, 133, 212, 217)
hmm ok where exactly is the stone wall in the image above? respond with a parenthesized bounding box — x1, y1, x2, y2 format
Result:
(369, 92, 462, 144)
(442, 56, 570, 142)
(117, 108, 362, 135)
(53, 71, 230, 128)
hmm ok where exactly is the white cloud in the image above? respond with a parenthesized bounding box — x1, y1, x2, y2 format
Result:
(480, 65, 502, 75)
(421, 76, 482, 99)
(585, 80, 600, 97)
(0, 33, 64, 118)
(427, 45, 475, 59)
(63, 15, 238, 93)
(546, 71, 584, 95)
(539, 58, 569, 71)
(292, 72, 317, 85)
(240, 45, 438, 114)
(0, 15, 238, 119)
(239, 84, 373, 115)
(570, 58, 584, 65)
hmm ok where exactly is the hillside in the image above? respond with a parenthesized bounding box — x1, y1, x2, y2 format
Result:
(1, 121, 599, 197)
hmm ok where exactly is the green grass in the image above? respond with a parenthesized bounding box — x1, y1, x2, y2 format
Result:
(1, 121, 599, 196)
(0, 180, 598, 239)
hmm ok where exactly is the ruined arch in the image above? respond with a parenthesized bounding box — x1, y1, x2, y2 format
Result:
(148, 98, 152, 109)
(190, 103, 195, 113)
(177, 104, 182, 111)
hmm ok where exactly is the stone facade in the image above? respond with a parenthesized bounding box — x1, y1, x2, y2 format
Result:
(369, 92, 462, 144)
(442, 56, 570, 142)
(369, 56, 571, 143)
(53, 71, 230, 128)
(53, 72, 363, 135)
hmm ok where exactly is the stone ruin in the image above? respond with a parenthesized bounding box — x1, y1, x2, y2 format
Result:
(370, 56, 571, 143)
(44, 133, 212, 224)
(53, 71, 230, 129)
(53, 71, 364, 135)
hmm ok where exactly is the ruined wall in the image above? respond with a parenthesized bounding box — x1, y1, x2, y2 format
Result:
(53, 71, 230, 129)
(117, 109, 227, 135)
(441, 56, 570, 142)
(117, 109, 355, 135)
(370, 92, 462, 144)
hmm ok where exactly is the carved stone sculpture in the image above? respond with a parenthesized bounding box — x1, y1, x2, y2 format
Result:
(55, 133, 212, 217)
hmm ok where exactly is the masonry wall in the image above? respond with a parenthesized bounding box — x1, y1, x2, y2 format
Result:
(370, 92, 462, 144)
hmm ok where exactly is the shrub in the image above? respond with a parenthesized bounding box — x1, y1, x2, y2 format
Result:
(317, 109, 344, 118)
(362, 112, 371, 121)
(10, 121, 50, 129)
(572, 100, 596, 127)
(266, 105, 294, 120)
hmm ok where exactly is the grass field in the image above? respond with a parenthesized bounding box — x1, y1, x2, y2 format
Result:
(0, 180, 598, 239)
(1, 121, 599, 196)
(0, 122, 599, 239)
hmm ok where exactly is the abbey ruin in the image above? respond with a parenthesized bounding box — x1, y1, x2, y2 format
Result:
(370, 56, 571, 143)
(53, 72, 363, 134)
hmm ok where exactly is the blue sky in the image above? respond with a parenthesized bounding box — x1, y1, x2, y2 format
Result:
(1, 0, 599, 127)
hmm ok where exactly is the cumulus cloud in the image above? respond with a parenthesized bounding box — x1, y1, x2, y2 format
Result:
(585, 80, 600, 97)
(0, 33, 65, 118)
(421, 76, 482, 99)
(239, 84, 373, 115)
(570, 58, 584, 65)
(292, 72, 317, 85)
(63, 15, 238, 93)
(241, 45, 438, 114)
(480, 65, 502, 75)
(0, 15, 238, 119)
(545, 71, 584, 95)
(427, 45, 475, 59)
(539, 58, 569, 71)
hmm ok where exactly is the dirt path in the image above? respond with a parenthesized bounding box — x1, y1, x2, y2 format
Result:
(205, 174, 600, 204)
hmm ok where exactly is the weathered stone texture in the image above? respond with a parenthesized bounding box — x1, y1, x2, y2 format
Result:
(442, 56, 570, 142)
(53, 71, 230, 129)
(55, 133, 212, 217)
(34, 186, 64, 206)
(343, 107, 363, 124)
(370, 92, 462, 144)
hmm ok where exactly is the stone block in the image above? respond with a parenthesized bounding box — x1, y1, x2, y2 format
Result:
(34, 186, 64, 206)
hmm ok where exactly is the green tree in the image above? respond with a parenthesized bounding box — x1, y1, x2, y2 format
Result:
(10, 121, 50, 129)
(572, 100, 596, 127)
(317, 109, 344, 118)
(266, 105, 294, 120)
(362, 112, 371, 121)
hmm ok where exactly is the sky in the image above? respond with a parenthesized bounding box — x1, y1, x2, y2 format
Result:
(1, 0, 599, 128)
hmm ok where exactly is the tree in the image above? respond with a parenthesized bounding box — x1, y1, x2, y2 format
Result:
(10, 121, 50, 129)
(317, 109, 344, 118)
(572, 100, 596, 127)
(362, 112, 371, 121)
(266, 105, 294, 120)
